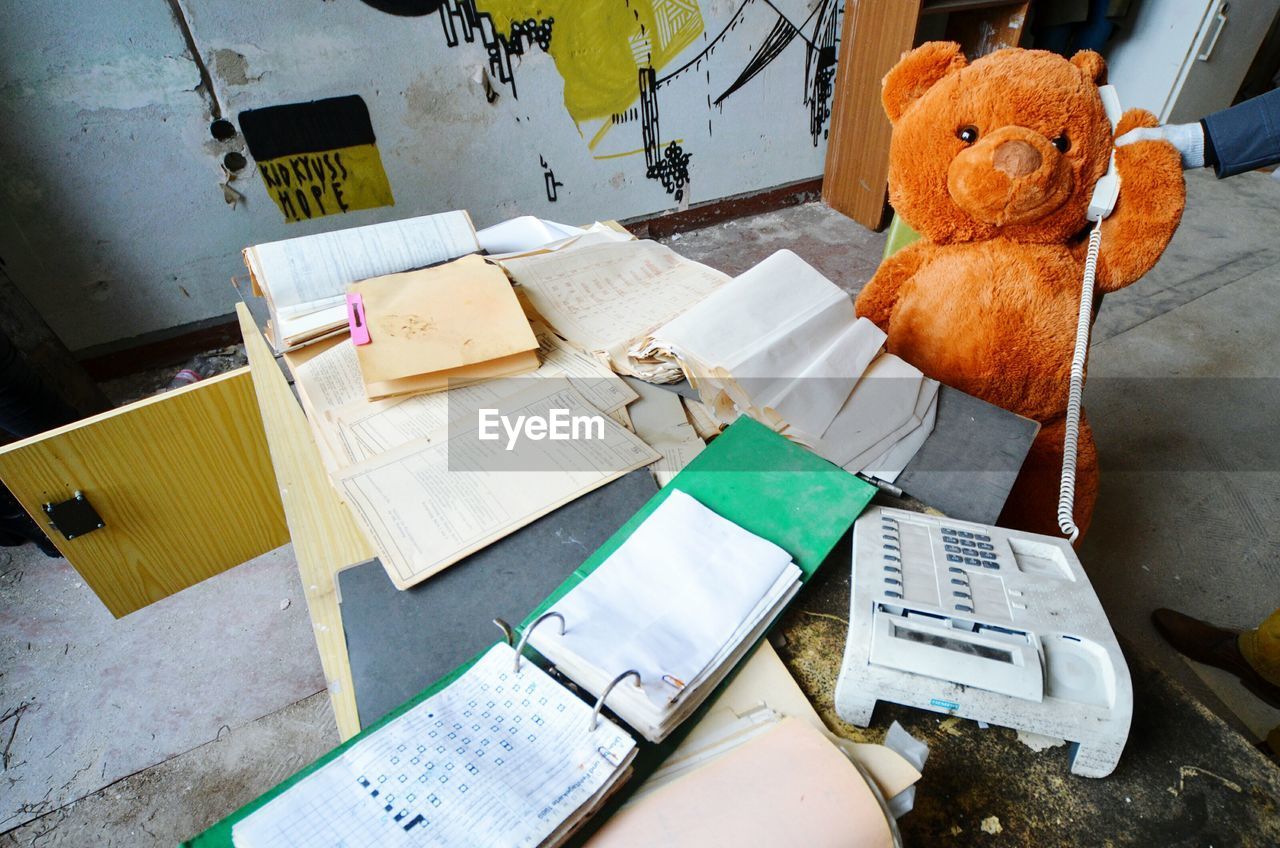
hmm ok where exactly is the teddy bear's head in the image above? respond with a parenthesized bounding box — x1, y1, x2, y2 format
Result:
(883, 44, 1113, 244)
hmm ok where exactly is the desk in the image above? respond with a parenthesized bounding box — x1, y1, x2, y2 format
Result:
(237, 304, 1279, 845)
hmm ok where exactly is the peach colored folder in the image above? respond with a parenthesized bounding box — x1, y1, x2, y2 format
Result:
(349, 254, 539, 400)
(587, 718, 894, 848)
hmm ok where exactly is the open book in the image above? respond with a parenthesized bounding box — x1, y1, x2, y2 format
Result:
(243, 211, 479, 352)
(528, 490, 801, 743)
(232, 643, 636, 848)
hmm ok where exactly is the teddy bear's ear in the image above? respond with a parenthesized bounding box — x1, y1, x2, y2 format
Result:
(882, 42, 967, 124)
(1070, 50, 1107, 85)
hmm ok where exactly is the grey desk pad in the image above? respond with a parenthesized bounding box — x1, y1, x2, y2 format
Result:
(895, 385, 1039, 525)
(339, 469, 659, 728)
(641, 376, 1035, 524)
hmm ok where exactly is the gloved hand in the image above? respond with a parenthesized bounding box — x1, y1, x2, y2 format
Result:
(1115, 121, 1206, 170)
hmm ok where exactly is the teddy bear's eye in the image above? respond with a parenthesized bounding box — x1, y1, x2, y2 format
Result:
(1052, 134, 1071, 153)
(957, 125, 979, 144)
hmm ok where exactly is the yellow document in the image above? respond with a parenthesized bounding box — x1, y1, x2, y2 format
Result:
(500, 235, 728, 382)
(334, 381, 660, 589)
(350, 254, 539, 400)
(587, 718, 894, 848)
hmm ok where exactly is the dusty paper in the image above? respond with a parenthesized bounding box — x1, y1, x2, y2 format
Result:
(246, 210, 478, 348)
(816, 354, 940, 472)
(501, 235, 728, 381)
(622, 379, 704, 487)
(642, 250, 884, 440)
(319, 327, 638, 469)
(335, 381, 659, 589)
(586, 718, 894, 848)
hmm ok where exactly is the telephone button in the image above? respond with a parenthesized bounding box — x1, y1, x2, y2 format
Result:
(947, 554, 963, 563)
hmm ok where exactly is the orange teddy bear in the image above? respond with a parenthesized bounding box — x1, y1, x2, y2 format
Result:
(855, 44, 1185, 539)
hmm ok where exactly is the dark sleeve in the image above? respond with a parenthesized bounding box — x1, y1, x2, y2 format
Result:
(1201, 88, 1280, 178)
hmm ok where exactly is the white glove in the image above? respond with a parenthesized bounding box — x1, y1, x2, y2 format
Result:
(1115, 122, 1206, 170)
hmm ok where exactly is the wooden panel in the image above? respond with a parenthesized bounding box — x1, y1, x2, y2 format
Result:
(237, 303, 374, 741)
(0, 368, 289, 617)
(945, 1, 1029, 59)
(822, 0, 921, 231)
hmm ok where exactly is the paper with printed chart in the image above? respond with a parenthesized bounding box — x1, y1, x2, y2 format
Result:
(334, 381, 659, 589)
(245, 210, 479, 351)
(320, 326, 638, 470)
(233, 643, 636, 848)
(500, 234, 729, 382)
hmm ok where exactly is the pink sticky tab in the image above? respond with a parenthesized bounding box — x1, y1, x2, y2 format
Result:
(347, 293, 371, 346)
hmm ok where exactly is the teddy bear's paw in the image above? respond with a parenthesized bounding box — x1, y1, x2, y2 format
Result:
(1114, 108, 1160, 137)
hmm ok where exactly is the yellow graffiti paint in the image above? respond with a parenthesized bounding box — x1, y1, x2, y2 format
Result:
(256, 144, 394, 224)
(477, 0, 703, 122)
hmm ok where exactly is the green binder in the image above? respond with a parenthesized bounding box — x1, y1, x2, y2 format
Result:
(186, 417, 874, 847)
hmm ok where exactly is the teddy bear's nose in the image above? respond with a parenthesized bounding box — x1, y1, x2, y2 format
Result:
(992, 140, 1042, 178)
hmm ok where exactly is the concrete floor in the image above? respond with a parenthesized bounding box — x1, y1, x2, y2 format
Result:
(2, 167, 1278, 845)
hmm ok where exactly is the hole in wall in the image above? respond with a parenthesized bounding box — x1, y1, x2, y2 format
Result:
(209, 119, 237, 141)
(223, 152, 248, 172)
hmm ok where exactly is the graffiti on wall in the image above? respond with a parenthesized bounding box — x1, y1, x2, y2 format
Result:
(239, 95, 394, 223)
(358, 0, 841, 204)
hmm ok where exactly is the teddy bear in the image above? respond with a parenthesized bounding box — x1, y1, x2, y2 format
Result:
(854, 43, 1185, 540)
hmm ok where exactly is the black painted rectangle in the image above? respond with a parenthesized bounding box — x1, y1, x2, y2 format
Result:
(238, 94, 377, 161)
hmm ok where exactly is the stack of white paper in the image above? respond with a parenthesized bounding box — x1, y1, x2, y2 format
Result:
(639, 249, 938, 480)
(529, 490, 801, 743)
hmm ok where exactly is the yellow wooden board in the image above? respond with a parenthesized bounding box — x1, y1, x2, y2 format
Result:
(0, 369, 289, 618)
(238, 303, 373, 740)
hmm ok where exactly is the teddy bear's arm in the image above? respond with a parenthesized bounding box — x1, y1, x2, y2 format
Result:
(1079, 108, 1186, 292)
(855, 241, 930, 330)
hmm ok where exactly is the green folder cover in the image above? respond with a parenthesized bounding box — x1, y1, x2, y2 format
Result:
(186, 417, 873, 847)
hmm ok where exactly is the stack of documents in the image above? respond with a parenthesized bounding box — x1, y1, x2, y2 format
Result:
(243, 210, 479, 352)
(528, 490, 801, 742)
(639, 250, 939, 482)
(348, 254, 539, 399)
(233, 643, 637, 848)
(500, 232, 729, 382)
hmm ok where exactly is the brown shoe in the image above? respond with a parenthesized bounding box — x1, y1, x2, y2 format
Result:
(1152, 608, 1280, 709)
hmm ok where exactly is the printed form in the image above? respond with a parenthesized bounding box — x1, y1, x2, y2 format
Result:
(233, 643, 635, 848)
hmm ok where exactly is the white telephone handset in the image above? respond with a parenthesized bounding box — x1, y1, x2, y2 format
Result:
(1058, 85, 1122, 542)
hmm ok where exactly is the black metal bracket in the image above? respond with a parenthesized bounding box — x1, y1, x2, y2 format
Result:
(42, 491, 105, 541)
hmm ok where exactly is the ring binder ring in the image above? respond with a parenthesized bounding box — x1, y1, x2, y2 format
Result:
(590, 670, 641, 732)
(493, 618, 515, 647)
(513, 611, 565, 673)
